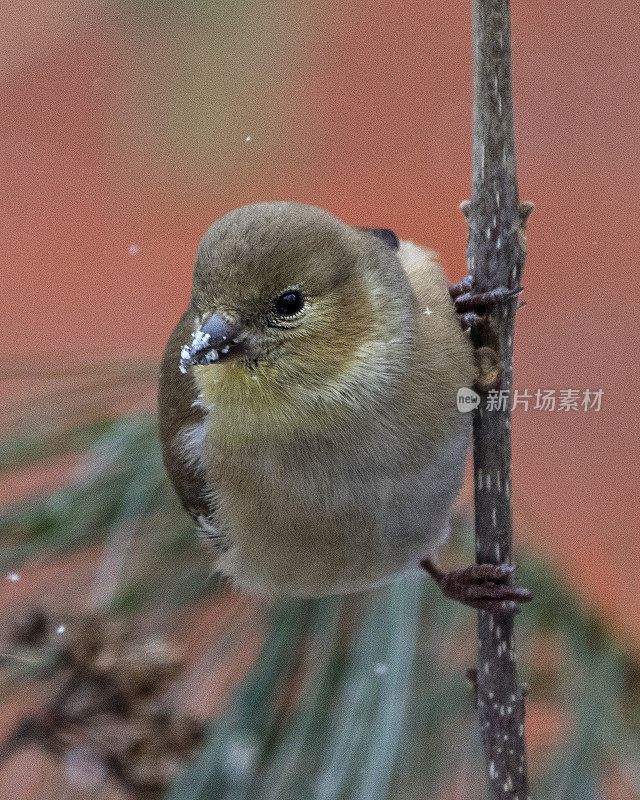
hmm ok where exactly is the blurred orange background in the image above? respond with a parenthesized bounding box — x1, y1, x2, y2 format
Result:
(1, 0, 639, 649)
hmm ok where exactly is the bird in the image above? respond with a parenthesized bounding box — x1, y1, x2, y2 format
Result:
(158, 201, 528, 607)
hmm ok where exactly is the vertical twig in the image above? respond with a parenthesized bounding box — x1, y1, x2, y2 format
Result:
(465, 1, 533, 798)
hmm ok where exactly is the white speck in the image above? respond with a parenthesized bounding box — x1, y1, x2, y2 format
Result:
(489, 761, 497, 779)
(492, 507, 497, 527)
(56, 625, 66, 635)
(496, 191, 501, 206)
(220, 344, 230, 354)
(486, 473, 492, 491)
(480, 142, 485, 179)
(518, 724, 524, 737)
(127, 244, 140, 256)
(251, 375, 259, 381)
(232, 337, 240, 343)
(191, 330, 211, 351)
(498, 95, 503, 115)
(496, 236, 501, 250)
(503, 775, 513, 791)
(423, 306, 432, 315)
(179, 344, 191, 373)
(483, 662, 489, 674)
(492, 215, 497, 228)
(495, 625, 501, 637)
(495, 543, 501, 560)
(486, 227, 492, 240)
(244, 136, 252, 142)
(507, 705, 513, 715)
(373, 662, 388, 675)
(6, 572, 20, 582)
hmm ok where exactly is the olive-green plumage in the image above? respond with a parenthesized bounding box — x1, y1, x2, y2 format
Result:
(159, 202, 474, 597)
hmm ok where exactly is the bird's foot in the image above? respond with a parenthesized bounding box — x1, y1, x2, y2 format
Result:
(421, 559, 532, 614)
(449, 276, 523, 391)
(449, 276, 523, 329)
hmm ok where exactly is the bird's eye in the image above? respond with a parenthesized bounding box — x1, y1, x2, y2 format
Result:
(274, 289, 305, 316)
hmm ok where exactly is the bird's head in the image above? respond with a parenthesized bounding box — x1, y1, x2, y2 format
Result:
(181, 202, 416, 427)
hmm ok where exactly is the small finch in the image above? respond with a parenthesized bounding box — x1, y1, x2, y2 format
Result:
(159, 202, 475, 599)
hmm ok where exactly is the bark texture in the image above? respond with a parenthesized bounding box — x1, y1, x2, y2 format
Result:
(466, 1, 533, 798)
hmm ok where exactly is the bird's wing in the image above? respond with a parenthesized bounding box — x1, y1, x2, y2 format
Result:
(358, 224, 454, 313)
(158, 306, 227, 550)
(397, 240, 454, 314)
(356, 226, 400, 250)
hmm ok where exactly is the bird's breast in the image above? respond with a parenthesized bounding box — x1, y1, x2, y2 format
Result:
(209, 428, 468, 598)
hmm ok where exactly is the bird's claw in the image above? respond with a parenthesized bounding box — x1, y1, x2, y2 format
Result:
(449, 276, 523, 328)
(449, 276, 522, 390)
(421, 559, 532, 614)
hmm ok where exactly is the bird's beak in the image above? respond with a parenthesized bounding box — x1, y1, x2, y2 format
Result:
(180, 314, 246, 371)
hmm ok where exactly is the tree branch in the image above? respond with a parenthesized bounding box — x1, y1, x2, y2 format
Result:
(465, 1, 532, 798)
